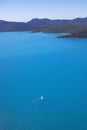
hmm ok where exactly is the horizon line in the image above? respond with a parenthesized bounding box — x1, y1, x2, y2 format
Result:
(0, 17, 87, 23)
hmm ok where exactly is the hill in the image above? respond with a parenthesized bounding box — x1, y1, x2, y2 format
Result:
(0, 18, 87, 37)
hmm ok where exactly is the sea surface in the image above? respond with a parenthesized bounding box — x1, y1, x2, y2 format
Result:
(0, 32, 87, 130)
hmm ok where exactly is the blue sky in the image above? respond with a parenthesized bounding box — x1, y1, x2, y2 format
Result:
(0, 0, 87, 21)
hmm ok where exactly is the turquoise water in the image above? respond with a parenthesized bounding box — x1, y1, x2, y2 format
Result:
(0, 32, 87, 130)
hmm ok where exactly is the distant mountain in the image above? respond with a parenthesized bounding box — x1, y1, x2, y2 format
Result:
(0, 21, 28, 32)
(0, 17, 87, 37)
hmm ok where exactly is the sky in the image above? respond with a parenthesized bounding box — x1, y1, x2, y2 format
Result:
(0, 0, 87, 22)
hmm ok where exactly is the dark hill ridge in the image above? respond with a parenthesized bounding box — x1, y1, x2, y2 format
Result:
(0, 17, 87, 37)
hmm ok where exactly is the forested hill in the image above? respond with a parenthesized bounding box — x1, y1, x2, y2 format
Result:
(0, 17, 87, 37)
